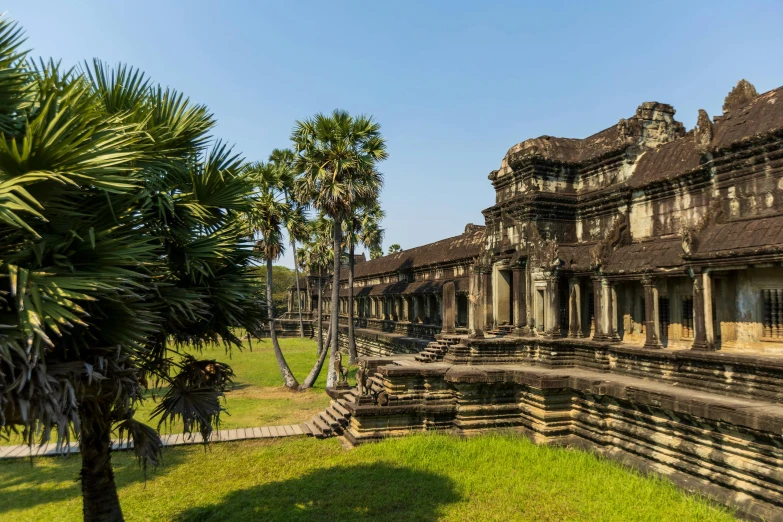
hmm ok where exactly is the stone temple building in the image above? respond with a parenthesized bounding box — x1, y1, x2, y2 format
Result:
(289, 81, 783, 520)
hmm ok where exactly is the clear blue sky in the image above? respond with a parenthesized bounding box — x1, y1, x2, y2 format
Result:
(7, 1, 783, 267)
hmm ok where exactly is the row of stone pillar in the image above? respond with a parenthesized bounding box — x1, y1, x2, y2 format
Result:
(330, 294, 443, 324)
(287, 288, 311, 314)
(464, 265, 716, 351)
(642, 270, 715, 350)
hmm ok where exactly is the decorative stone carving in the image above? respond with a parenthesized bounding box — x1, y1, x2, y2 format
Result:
(356, 364, 369, 396)
(636, 102, 686, 148)
(590, 214, 630, 269)
(723, 79, 758, 113)
(527, 224, 561, 270)
(680, 200, 723, 256)
(694, 108, 713, 149)
(374, 389, 389, 406)
(335, 352, 349, 386)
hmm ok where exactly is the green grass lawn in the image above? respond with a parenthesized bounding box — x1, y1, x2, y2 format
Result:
(134, 336, 336, 431)
(2, 337, 334, 445)
(0, 434, 735, 521)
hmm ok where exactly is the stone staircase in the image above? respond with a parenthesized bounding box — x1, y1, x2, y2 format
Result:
(414, 338, 459, 363)
(303, 389, 356, 439)
(304, 363, 394, 439)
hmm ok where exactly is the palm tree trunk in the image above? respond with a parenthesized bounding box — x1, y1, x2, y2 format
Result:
(80, 411, 124, 522)
(327, 218, 342, 388)
(317, 275, 324, 355)
(348, 236, 357, 364)
(300, 324, 331, 389)
(267, 258, 299, 389)
(291, 238, 304, 337)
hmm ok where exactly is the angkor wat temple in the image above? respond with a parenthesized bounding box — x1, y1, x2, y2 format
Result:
(288, 81, 783, 520)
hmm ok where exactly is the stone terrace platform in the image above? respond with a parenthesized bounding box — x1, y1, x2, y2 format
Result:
(339, 335, 783, 521)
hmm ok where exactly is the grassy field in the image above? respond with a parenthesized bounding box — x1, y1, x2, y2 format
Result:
(0, 434, 735, 521)
(2, 337, 333, 445)
(135, 336, 335, 431)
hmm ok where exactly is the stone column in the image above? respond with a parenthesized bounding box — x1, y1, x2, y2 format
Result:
(513, 266, 529, 336)
(469, 265, 485, 338)
(692, 270, 716, 351)
(703, 271, 715, 349)
(692, 274, 707, 350)
(601, 278, 619, 341)
(442, 281, 456, 333)
(403, 295, 411, 322)
(413, 295, 421, 323)
(592, 278, 604, 341)
(610, 283, 620, 341)
(642, 277, 662, 349)
(545, 274, 561, 339)
(568, 278, 583, 338)
(482, 269, 493, 329)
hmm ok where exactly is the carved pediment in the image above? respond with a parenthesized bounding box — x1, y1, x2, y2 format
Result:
(681, 200, 724, 256)
(526, 224, 561, 269)
(590, 214, 630, 269)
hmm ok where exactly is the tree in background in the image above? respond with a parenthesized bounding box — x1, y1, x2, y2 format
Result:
(246, 161, 299, 390)
(343, 201, 386, 362)
(388, 243, 402, 254)
(360, 203, 386, 263)
(255, 265, 295, 317)
(296, 215, 334, 389)
(370, 245, 384, 259)
(270, 148, 309, 337)
(0, 17, 265, 521)
(292, 111, 387, 387)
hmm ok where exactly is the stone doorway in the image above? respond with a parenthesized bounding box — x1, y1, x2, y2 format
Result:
(457, 294, 468, 327)
(494, 266, 513, 326)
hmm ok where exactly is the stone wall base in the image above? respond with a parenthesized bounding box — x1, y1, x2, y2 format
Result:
(344, 360, 783, 521)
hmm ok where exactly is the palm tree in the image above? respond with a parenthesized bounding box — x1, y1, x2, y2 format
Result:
(343, 202, 385, 362)
(247, 161, 300, 390)
(291, 110, 387, 387)
(388, 244, 403, 254)
(270, 148, 309, 337)
(0, 19, 266, 520)
(297, 216, 334, 389)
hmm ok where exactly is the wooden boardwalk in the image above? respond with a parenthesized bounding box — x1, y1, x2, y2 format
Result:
(0, 424, 309, 460)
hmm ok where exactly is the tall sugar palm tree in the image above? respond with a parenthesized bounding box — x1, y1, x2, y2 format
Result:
(291, 110, 387, 387)
(297, 215, 334, 389)
(270, 147, 309, 337)
(246, 161, 299, 389)
(360, 203, 386, 259)
(343, 201, 385, 362)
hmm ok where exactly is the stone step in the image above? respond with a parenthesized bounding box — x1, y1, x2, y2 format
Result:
(311, 415, 333, 437)
(319, 411, 341, 431)
(302, 421, 318, 437)
(332, 401, 351, 417)
(368, 376, 385, 387)
(325, 406, 348, 427)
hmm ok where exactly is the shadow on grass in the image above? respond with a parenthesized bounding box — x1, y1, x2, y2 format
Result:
(176, 463, 460, 522)
(0, 446, 190, 514)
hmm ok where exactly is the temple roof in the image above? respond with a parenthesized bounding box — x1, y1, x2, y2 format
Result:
(691, 214, 783, 260)
(340, 277, 470, 297)
(712, 85, 783, 148)
(340, 225, 485, 281)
